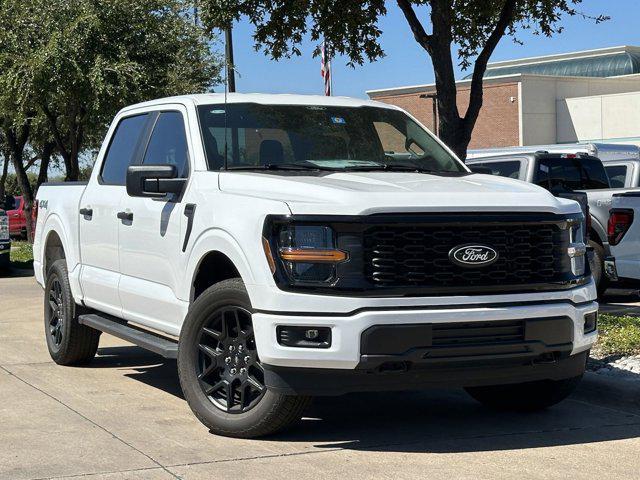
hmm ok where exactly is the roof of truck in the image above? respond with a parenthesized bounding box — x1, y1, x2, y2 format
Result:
(121, 93, 401, 113)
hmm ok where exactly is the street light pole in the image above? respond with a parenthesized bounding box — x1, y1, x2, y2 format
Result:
(225, 26, 236, 93)
(420, 93, 438, 137)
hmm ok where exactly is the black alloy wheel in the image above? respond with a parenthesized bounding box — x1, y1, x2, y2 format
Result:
(47, 277, 65, 347)
(196, 306, 266, 413)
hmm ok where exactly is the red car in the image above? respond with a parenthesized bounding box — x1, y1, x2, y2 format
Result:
(3, 195, 27, 238)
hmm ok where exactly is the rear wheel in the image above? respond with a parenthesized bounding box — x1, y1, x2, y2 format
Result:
(178, 278, 311, 438)
(44, 259, 100, 365)
(465, 375, 582, 412)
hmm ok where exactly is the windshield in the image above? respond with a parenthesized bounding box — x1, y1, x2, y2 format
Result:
(197, 103, 467, 174)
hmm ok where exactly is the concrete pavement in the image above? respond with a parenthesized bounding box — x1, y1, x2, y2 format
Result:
(1, 273, 640, 480)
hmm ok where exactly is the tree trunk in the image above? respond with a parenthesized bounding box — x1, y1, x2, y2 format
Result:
(398, 0, 517, 161)
(4, 124, 34, 242)
(0, 149, 9, 201)
(36, 141, 55, 192)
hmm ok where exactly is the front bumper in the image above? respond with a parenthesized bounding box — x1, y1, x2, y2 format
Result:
(252, 282, 598, 394)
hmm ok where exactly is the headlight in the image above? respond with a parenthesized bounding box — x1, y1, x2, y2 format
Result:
(263, 224, 348, 285)
(0, 216, 9, 241)
(568, 218, 586, 276)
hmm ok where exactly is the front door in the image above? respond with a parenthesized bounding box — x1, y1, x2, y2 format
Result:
(79, 112, 151, 317)
(118, 108, 192, 332)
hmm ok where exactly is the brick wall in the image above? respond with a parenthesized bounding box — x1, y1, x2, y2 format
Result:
(372, 82, 521, 150)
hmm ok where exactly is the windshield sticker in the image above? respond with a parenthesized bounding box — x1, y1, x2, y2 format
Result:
(331, 116, 346, 125)
(209, 109, 225, 114)
(540, 164, 549, 173)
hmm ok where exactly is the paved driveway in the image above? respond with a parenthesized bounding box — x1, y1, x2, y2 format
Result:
(1, 274, 639, 480)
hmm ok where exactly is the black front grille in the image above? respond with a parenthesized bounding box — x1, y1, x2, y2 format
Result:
(432, 320, 524, 347)
(364, 221, 571, 289)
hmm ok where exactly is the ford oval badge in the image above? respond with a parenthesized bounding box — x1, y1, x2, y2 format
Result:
(449, 244, 498, 268)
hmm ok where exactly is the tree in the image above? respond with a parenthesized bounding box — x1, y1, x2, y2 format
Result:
(201, 0, 606, 160)
(29, 0, 222, 180)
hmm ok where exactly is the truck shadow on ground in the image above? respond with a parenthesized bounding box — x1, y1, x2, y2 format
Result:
(599, 288, 640, 317)
(1, 265, 34, 278)
(95, 345, 640, 454)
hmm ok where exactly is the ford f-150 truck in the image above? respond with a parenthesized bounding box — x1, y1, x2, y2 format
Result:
(604, 191, 640, 286)
(34, 94, 598, 438)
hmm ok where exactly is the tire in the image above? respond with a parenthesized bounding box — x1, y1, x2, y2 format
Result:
(465, 375, 582, 412)
(589, 240, 608, 296)
(178, 278, 311, 438)
(44, 259, 100, 365)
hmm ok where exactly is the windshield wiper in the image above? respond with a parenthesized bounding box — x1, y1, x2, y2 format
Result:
(342, 164, 439, 173)
(226, 163, 330, 171)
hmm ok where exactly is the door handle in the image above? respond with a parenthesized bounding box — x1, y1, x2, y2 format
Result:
(117, 211, 133, 222)
(79, 207, 93, 218)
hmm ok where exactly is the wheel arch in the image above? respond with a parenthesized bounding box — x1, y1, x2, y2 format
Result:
(184, 229, 259, 304)
(41, 215, 74, 277)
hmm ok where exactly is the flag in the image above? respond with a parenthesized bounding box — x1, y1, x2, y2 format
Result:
(321, 41, 331, 96)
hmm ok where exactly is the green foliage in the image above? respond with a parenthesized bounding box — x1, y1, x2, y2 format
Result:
(201, 0, 606, 69)
(3, 173, 38, 197)
(596, 314, 640, 357)
(10, 240, 33, 266)
(0, 0, 222, 179)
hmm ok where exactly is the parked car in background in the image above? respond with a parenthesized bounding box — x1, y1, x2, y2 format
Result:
(34, 93, 597, 438)
(467, 152, 611, 293)
(4, 195, 27, 238)
(605, 191, 640, 286)
(0, 210, 10, 270)
(469, 142, 640, 188)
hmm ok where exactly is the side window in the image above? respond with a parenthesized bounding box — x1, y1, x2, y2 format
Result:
(605, 165, 628, 188)
(143, 112, 189, 177)
(101, 114, 149, 185)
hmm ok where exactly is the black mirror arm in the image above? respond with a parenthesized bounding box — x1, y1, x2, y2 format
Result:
(143, 177, 187, 195)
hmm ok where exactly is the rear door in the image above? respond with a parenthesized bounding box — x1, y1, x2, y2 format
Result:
(117, 107, 191, 332)
(79, 112, 151, 317)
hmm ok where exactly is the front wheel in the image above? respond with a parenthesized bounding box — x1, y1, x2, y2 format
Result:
(177, 278, 311, 438)
(465, 375, 582, 412)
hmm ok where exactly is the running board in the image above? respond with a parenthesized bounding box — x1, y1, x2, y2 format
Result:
(78, 313, 178, 359)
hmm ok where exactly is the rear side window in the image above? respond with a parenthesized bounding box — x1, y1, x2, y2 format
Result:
(473, 160, 522, 179)
(605, 165, 628, 188)
(580, 158, 610, 189)
(143, 111, 189, 177)
(101, 114, 149, 185)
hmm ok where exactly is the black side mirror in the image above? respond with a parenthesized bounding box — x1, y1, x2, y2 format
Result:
(469, 165, 494, 175)
(126, 165, 186, 198)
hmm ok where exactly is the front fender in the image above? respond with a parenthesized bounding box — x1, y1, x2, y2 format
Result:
(180, 228, 265, 303)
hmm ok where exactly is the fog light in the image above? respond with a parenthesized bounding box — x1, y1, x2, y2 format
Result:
(277, 326, 331, 348)
(584, 312, 598, 334)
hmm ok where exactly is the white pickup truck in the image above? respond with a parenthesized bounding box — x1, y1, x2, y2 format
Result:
(34, 93, 598, 438)
(605, 192, 640, 285)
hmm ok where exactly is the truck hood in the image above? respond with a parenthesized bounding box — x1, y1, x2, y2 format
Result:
(219, 171, 581, 216)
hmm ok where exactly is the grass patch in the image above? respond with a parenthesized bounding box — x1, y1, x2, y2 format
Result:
(10, 240, 34, 268)
(594, 314, 640, 357)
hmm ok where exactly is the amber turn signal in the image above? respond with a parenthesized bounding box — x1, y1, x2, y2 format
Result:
(262, 237, 277, 274)
(279, 248, 347, 263)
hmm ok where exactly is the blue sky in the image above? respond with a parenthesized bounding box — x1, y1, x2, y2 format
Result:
(214, 0, 639, 98)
